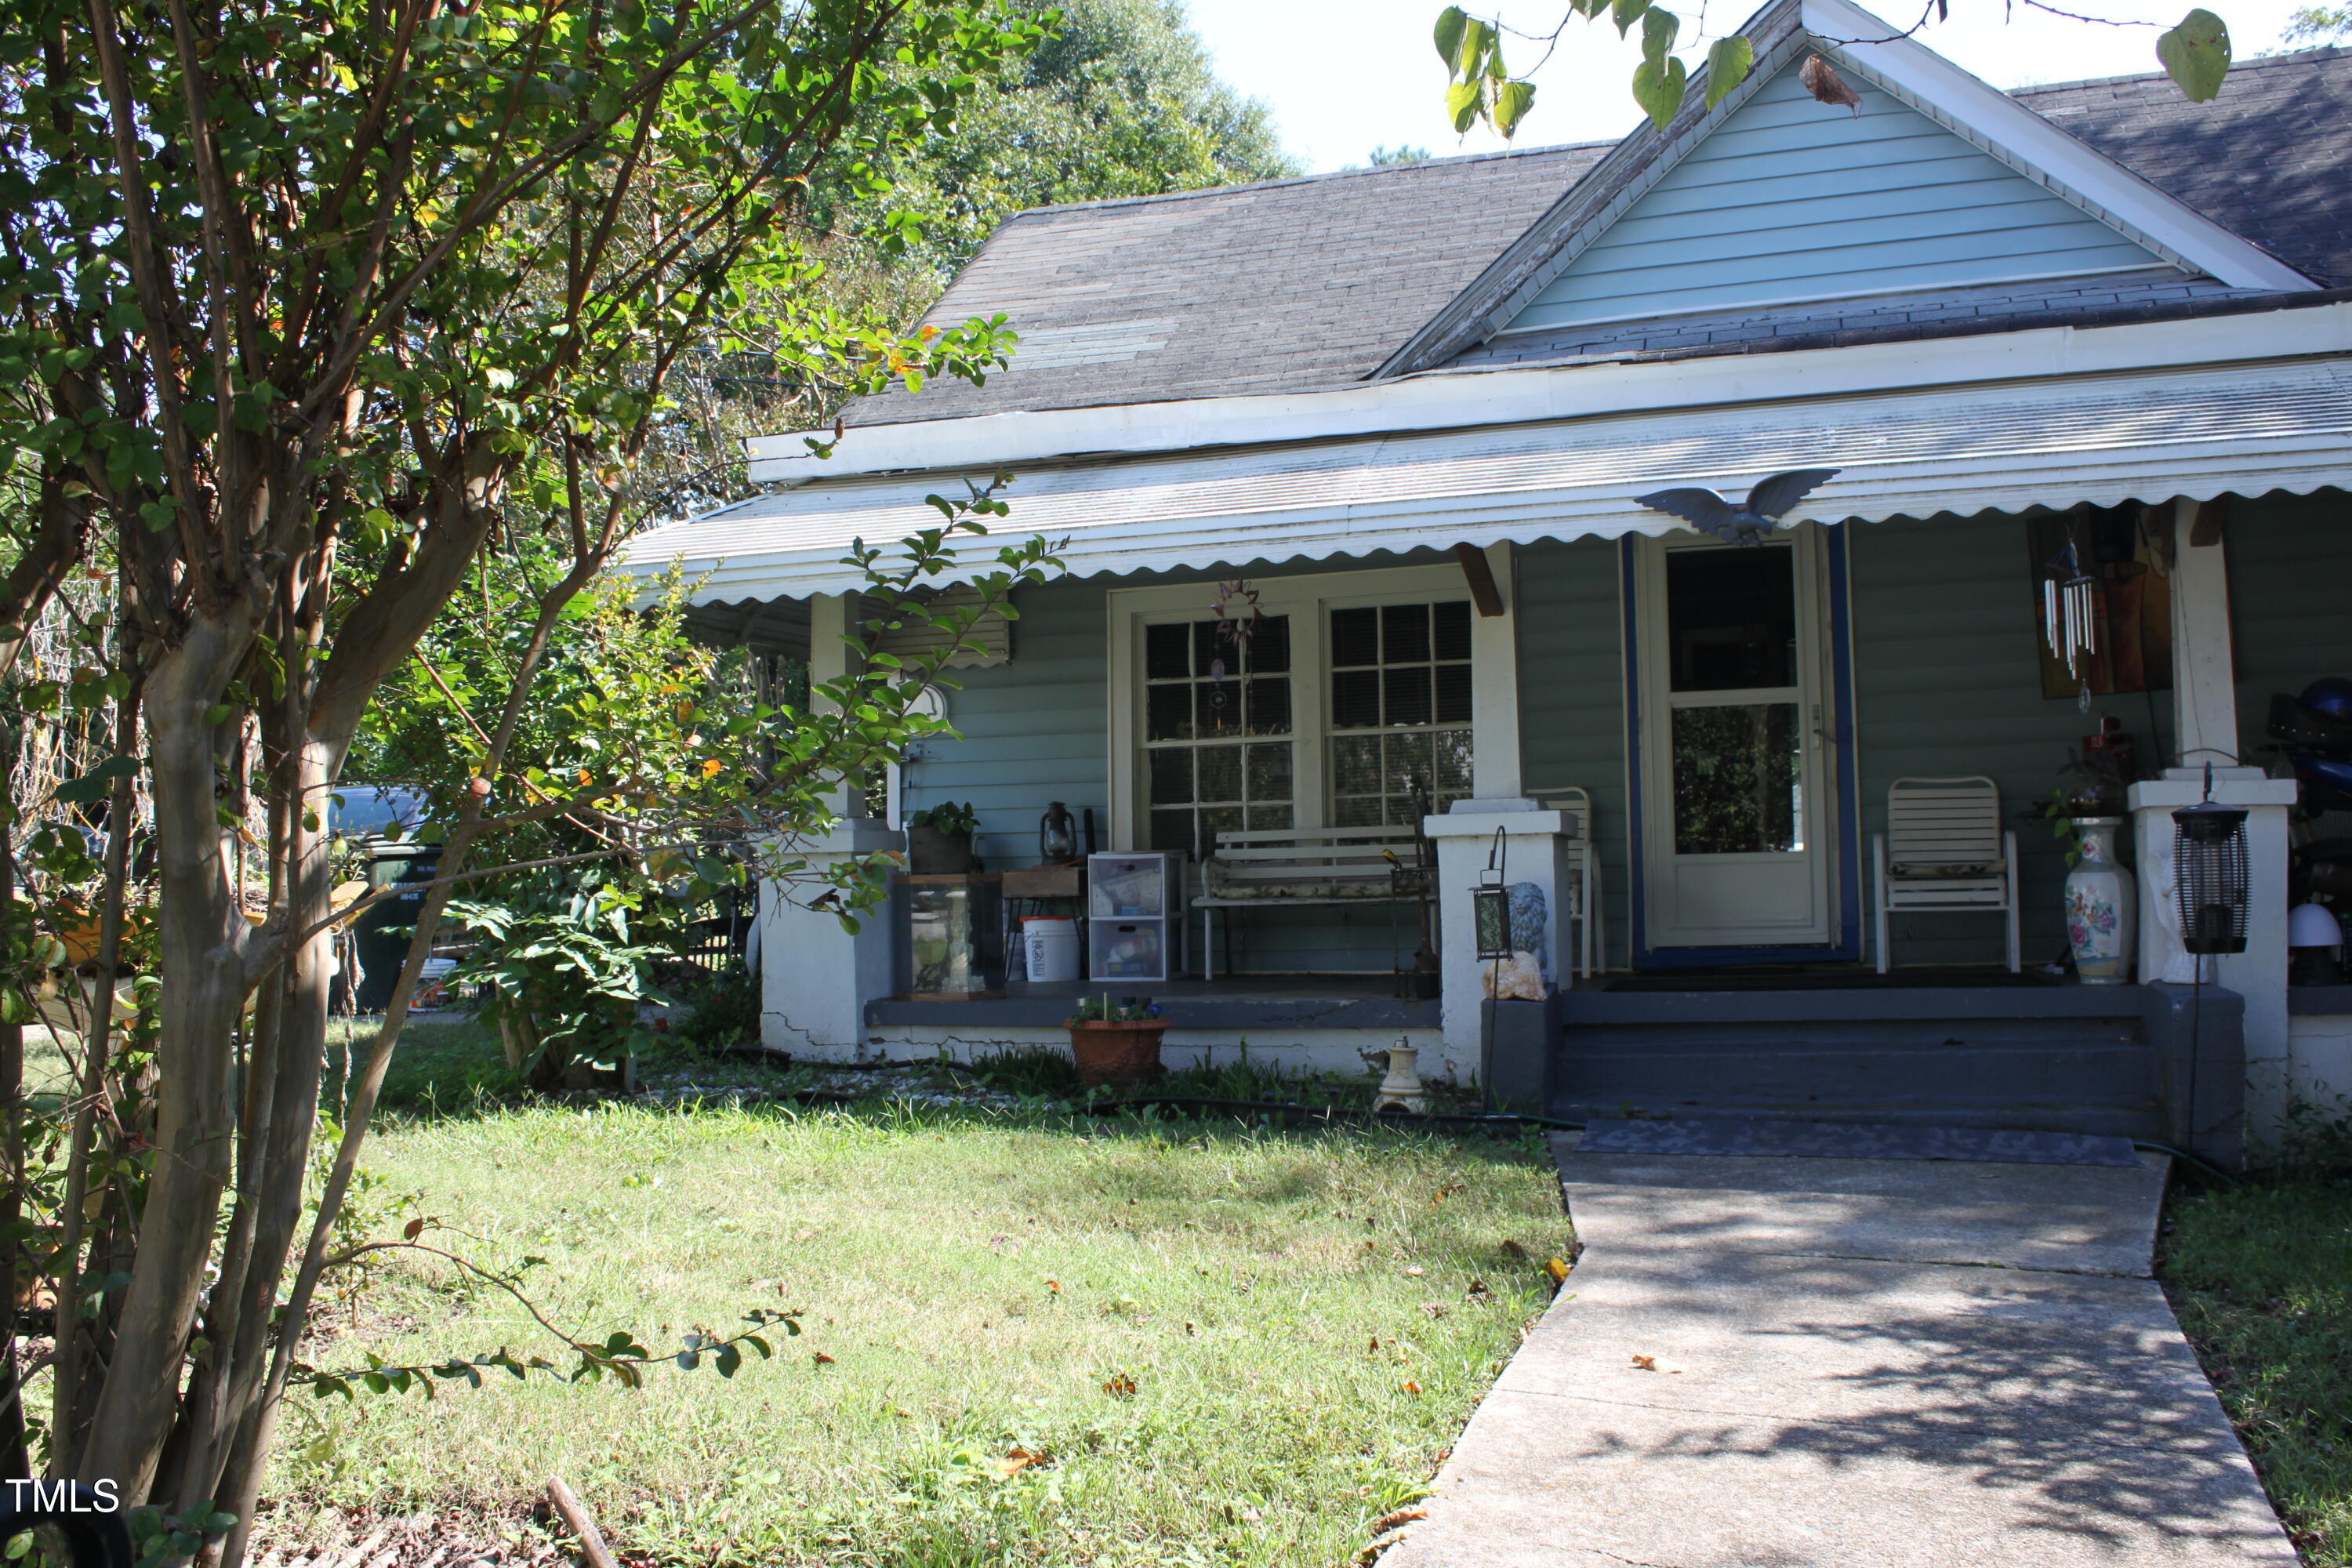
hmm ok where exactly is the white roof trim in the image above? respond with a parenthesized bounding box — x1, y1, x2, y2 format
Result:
(626, 356, 2352, 603)
(1804, 0, 2312, 293)
(741, 299, 2352, 485)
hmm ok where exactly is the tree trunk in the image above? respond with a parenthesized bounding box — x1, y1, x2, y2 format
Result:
(0, 708, 26, 1483)
(170, 739, 339, 1512)
(78, 610, 258, 1497)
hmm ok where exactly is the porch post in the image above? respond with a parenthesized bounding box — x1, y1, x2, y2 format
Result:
(2167, 497, 2240, 768)
(1423, 804, 1572, 1106)
(758, 592, 902, 1058)
(1468, 543, 1523, 800)
(2129, 497, 2296, 1153)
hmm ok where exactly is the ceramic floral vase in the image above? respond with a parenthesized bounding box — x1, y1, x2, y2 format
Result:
(2065, 817, 2136, 985)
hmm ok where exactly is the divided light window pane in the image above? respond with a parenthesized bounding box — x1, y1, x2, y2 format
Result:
(1328, 599, 1474, 827)
(1141, 613, 1294, 858)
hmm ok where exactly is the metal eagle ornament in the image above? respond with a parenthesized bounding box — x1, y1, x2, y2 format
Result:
(1634, 468, 1841, 544)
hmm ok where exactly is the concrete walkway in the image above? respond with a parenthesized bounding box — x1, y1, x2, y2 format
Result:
(1386, 1136, 2297, 1567)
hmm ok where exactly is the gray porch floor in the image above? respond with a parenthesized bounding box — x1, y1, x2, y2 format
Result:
(1383, 1134, 2293, 1567)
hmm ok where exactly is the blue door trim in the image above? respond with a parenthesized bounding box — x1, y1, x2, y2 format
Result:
(1624, 527, 1863, 967)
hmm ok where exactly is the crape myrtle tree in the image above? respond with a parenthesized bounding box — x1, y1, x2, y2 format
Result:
(0, 0, 1059, 1548)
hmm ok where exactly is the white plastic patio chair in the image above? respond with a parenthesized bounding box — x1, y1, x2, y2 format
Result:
(1874, 775, 2020, 974)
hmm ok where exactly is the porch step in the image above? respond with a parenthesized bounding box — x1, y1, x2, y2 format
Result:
(1551, 985, 2165, 1141)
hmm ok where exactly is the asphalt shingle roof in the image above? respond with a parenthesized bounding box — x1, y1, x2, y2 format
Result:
(840, 141, 1613, 426)
(2013, 46, 2352, 289)
(843, 49, 2352, 426)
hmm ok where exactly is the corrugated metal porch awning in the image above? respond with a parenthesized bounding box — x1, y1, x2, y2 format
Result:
(616, 357, 2352, 603)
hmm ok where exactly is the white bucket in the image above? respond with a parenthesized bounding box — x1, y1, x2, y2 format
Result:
(1022, 916, 1080, 983)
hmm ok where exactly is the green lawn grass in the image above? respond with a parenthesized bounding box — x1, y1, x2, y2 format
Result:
(2163, 1141, 2352, 1566)
(263, 1024, 1569, 1566)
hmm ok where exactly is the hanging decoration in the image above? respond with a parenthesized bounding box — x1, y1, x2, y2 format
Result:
(2042, 535, 2099, 683)
(1205, 579, 1264, 715)
(2027, 506, 2173, 702)
(1633, 467, 1841, 545)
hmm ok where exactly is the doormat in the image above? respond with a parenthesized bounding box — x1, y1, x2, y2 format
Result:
(1575, 1116, 2144, 1167)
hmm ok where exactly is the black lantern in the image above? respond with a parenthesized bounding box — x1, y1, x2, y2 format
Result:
(1472, 825, 1513, 962)
(1472, 884, 1512, 961)
(2172, 796, 2251, 956)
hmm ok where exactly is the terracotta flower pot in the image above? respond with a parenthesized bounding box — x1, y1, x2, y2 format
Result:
(1066, 1021, 1167, 1088)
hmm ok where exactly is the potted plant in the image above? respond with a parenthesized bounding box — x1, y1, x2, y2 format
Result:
(906, 800, 981, 874)
(1064, 993, 1167, 1088)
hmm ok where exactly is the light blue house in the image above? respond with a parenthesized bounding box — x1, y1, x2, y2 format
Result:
(619, 0, 2352, 1163)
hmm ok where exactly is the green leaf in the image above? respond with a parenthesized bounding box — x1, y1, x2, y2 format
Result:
(55, 754, 138, 805)
(714, 1342, 742, 1377)
(1456, 16, 1494, 77)
(1632, 53, 1689, 129)
(1705, 34, 1755, 107)
(1640, 5, 1679, 64)
(205, 703, 234, 726)
(1445, 78, 1483, 132)
(1612, 0, 1650, 38)
(1492, 78, 1536, 138)
(2156, 8, 2230, 102)
(1434, 5, 1469, 71)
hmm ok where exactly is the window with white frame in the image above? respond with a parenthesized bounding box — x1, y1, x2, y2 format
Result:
(1142, 615, 1294, 858)
(1120, 570, 1482, 858)
(1328, 601, 1475, 826)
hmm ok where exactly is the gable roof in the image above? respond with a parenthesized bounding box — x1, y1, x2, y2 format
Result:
(1493, 53, 2177, 336)
(839, 141, 1610, 428)
(1383, 0, 2314, 376)
(838, 13, 2343, 429)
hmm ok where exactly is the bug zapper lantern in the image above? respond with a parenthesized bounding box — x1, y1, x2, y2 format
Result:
(2172, 797, 2251, 956)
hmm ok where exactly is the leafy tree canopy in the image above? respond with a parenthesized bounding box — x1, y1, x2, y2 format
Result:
(851, 0, 1300, 275)
(2285, 3, 2350, 40)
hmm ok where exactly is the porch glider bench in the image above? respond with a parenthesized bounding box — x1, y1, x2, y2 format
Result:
(1194, 825, 1428, 981)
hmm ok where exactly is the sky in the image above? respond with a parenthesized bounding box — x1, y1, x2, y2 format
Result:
(1179, 0, 2325, 172)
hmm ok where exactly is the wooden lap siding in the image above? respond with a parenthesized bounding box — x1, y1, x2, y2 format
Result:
(1506, 61, 2172, 336)
(907, 576, 1109, 872)
(1512, 538, 1632, 968)
(1849, 512, 2130, 967)
(2228, 490, 2352, 764)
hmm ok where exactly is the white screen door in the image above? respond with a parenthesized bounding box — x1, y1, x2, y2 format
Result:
(1635, 529, 1835, 950)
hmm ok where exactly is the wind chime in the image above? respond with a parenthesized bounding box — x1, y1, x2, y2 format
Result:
(2042, 533, 2100, 713)
(1204, 579, 1263, 719)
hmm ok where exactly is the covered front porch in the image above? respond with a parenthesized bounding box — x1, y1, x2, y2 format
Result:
(622, 326, 2352, 1162)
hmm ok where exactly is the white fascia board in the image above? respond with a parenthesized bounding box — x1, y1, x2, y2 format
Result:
(1804, 0, 2314, 292)
(743, 298, 2352, 485)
